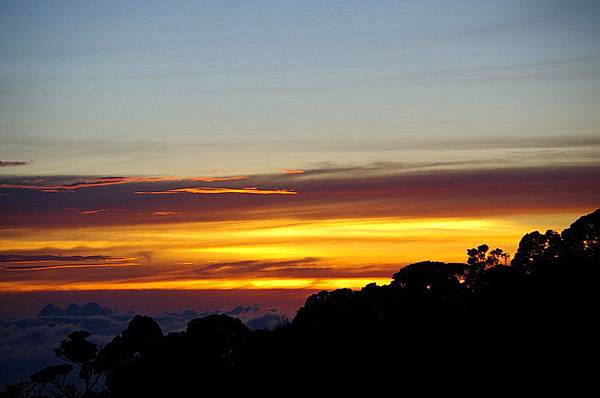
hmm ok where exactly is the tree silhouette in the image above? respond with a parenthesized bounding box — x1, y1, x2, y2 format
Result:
(54, 331, 102, 397)
(4, 332, 104, 398)
(99, 315, 162, 366)
(29, 364, 76, 398)
(465, 244, 510, 287)
(562, 208, 600, 263)
(391, 261, 467, 292)
(512, 229, 563, 270)
(467, 244, 510, 268)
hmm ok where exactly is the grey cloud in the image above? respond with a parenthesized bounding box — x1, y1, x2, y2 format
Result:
(245, 310, 288, 330)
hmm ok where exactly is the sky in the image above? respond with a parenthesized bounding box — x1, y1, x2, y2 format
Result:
(1, 1, 600, 317)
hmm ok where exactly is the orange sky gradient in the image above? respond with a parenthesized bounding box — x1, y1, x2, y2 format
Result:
(1, 165, 598, 294)
(0, 213, 584, 292)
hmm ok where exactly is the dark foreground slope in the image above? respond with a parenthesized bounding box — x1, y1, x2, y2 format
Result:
(3, 209, 600, 397)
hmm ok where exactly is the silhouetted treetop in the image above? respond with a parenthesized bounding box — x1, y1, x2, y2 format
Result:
(562, 208, 600, 263)
(391, 261, 468, 291)
(513, 208, 600, 268)
(512, 229, 563, 269)
(467, 245, 510, 268)
(120, 315, 163, 351)
(185, 314, 250, 352)
(95, 315, 163, 374)
(55, 331, 97, 365)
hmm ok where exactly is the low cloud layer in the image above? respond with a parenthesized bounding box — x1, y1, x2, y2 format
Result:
(0, 302, 286, 388)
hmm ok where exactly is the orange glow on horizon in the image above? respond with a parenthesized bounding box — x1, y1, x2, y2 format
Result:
(0, 212, 581, 293)
(0, 277, 391, 292)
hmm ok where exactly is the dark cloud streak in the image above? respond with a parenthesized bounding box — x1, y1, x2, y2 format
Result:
(0, 255, 140, 271)
(0, 161, 30, 167)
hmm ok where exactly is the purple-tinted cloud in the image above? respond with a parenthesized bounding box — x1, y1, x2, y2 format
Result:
(0, 165, 599, 229)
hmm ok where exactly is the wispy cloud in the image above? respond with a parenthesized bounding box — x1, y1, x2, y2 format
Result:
(135, 187, 297, 195)
(200, 257, 321, 275)
(0, 175, 250, 192)
(0, 177, 169, 192)
(0, 161, 30, 167)
(78, 209, 111, 215)
(0, 254, 140, 271)
(189, 176, 248, 182)
(151, 211, 179, 216)
(0, 255, 114, 263)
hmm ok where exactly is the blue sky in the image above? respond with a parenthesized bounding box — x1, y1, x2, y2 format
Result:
(1, 0, 599, 175)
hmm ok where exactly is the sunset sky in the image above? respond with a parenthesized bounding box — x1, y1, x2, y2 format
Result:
(1, 1, 599, 316)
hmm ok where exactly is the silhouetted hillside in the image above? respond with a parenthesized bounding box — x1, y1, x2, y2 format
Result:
(3, 209, 599, 396)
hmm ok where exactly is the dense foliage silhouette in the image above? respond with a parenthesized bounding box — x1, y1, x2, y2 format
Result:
(3, 209, 599, 396)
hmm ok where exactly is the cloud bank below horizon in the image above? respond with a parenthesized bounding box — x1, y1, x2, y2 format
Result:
(0, 301, 286, 388)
